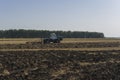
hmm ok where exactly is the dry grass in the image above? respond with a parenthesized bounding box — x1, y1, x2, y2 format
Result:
(0, 38, 41, 44)
(0, 38, 120, 44)
(0, 47, 120, 51)
(0, 38, 120, 52)
(63, 38, 120, 43)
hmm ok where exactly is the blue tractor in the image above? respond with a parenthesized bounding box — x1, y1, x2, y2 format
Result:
(43, 33, 63, 44)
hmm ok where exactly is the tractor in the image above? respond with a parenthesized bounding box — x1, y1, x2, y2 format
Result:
(43, 33, 63, 44)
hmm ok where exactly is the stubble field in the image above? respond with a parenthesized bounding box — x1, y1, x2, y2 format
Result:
(0, 38, 120, 80)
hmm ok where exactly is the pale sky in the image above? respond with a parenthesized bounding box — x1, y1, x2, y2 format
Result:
(0, 0, 120, 37)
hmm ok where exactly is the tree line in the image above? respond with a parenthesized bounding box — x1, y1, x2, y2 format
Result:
(0, 29, 104, 38)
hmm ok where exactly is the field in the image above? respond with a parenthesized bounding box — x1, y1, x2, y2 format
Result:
(0, 38, 120, 80)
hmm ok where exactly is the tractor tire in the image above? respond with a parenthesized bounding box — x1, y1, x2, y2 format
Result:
(43, 39, 50, 44)
(57, 40, 60, 43)
(53, 39, 58, 43)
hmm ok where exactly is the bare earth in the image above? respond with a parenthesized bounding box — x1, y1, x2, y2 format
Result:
(0, 38, 120, 80)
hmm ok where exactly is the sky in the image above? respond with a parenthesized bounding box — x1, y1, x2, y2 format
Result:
(0, 0, 120, 37)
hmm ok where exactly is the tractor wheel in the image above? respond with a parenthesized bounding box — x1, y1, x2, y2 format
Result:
(57, 40, 60, 43)
(53, 39, 60, 43)
(43, 39, 49, 44)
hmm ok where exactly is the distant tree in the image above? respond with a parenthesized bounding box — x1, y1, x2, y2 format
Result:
(0, 29, 104, 38)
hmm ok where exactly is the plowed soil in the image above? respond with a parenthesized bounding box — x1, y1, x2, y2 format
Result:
(0, 42, 120, 49)
(0, 38, 120, 80)
(0, 50, 120, 80)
